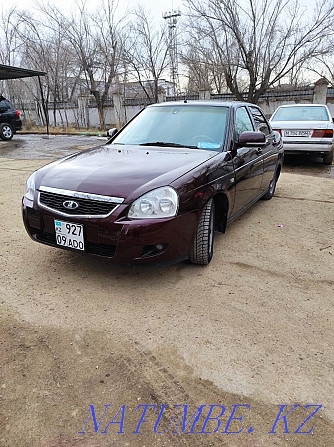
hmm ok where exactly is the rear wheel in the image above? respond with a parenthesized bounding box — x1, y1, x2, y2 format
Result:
(262, 170, 279, 200)
(0, 123, 14, 141)
(323, 149, 333, 165)
(189, 199, 215, 265)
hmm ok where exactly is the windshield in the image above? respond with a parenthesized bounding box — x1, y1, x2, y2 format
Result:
(112, 105, 229, 151)
(271, 106, 329, 122)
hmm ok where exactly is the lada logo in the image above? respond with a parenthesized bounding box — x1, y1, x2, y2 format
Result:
(63, 200, 79, 210)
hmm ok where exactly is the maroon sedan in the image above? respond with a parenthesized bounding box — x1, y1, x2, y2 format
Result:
(22, 101, 283, 265)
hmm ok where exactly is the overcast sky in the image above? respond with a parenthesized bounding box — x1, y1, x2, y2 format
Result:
(6, 0, 183, 23)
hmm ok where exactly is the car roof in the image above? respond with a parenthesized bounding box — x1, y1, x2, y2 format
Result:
(148, 100, 258, 109)
(275, 104, 328, 108)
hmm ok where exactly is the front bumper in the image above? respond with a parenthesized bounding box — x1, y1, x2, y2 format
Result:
(22, 197, 200, 264)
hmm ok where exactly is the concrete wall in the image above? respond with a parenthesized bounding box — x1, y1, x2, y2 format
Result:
(21, 102, 146, 129)
(326, 102, 334, 117)
(21, 84, 334, 128)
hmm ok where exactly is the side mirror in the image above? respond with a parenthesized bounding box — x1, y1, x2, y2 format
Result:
(107, 128, 117, 139)
(237, 131, 266, 147)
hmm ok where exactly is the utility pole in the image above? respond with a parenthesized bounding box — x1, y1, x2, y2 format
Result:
(163, 9, 181, 95)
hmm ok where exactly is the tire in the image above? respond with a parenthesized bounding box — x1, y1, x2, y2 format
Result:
(189, 199, 215, 265)
(0, 123, 14, 141)
(262, 171, 278, 200)
(323, 149, 333, 165)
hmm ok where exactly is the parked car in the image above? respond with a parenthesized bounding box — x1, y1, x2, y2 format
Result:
(269, 104, 334, 164)
(0, 95, 22, 140)
(22, 101, 283, 265)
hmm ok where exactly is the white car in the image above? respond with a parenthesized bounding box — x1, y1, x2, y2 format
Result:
(269, 104, 334, 164)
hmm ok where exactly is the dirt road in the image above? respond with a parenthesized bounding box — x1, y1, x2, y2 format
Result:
(1, 136, 333, 446)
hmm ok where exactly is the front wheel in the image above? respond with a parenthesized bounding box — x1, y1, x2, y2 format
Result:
(0, 123, 14, 141)
(189, 199, 215, 265)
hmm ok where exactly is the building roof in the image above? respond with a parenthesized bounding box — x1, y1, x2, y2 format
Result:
(0, 64, 46, 80)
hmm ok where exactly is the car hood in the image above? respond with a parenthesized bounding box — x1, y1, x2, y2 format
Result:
(36, 144, 218, 202)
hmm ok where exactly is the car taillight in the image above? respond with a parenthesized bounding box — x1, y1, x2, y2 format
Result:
(16, 110, 20, 118)
(312, 129, 333, 138)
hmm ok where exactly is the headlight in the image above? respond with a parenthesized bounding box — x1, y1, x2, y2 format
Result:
(24, 172, 37, 201)
(128, 187, 178, 219)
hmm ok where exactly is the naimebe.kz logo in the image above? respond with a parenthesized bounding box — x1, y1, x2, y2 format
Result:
(78, 403, 322, 435)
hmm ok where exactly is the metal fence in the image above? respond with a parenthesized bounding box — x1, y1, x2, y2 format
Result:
(21, 86, 334, 111)
(327, 88, 334, 98)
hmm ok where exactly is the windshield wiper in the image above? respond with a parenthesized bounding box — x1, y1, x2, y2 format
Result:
(139, 141, 197, 149)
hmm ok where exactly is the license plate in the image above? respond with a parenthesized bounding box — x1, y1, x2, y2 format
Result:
(284, 130, 312, 137)
(54, 220, 84, 251)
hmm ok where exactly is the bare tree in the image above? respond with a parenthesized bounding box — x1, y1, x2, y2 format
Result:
(36, 0, 125, 129)
(306, 43, 334, 87)
(0, 7, 27, 101)
(185, 0, 334, 102)
(0, 7, 24, 66)
(123, 7, 169, 103)
(182, 41, 227, 94)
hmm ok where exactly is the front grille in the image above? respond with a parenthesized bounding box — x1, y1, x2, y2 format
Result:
(35, 229, 116, 258)
(39, 191, 119, 216)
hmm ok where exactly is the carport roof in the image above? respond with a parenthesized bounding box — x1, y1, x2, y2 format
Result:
(0, 64, 46, 80)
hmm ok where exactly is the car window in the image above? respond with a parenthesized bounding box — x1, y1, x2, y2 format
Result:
(0, 99, 10, 111)
(235, 107, 254, 138)
(249, 106, 271, 135)
(271, 106, 329, 121)
(113, 105, 229, 151)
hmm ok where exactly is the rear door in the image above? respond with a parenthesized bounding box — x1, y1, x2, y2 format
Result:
(232, 106, 264, 215)
(248, 106, 278, 195)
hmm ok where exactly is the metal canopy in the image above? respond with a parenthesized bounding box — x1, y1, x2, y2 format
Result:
(0, 64, 49, 134)
(0, 64, 46, 80)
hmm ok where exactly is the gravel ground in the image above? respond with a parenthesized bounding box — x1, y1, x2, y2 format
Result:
(0, 136, 333, 446)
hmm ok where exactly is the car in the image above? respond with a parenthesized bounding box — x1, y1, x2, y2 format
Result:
(269, 104, 334, 165)
(22, 101, 283, 265)
(0, 95, 22, 141)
